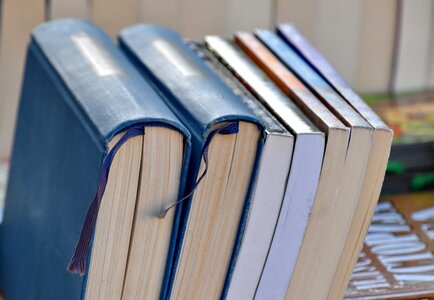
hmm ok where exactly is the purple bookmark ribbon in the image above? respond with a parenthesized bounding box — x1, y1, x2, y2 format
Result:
(158, 121, 239, 218)
(68, 121, 238, 276)
(68, 124, 144, 275)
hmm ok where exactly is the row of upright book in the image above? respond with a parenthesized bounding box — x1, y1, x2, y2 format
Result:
(0, 19, 392, 299)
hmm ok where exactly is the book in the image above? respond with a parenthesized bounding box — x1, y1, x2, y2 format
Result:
(363, 91, 434, 173)
(119, 24, 263, 299)
(0, 19, 190, 300)
(255, 29, 375, 300)
(205, 35, 327, 299)
(191, 41, 295, 300)
(277, 23, 393, 300)
(346, 192, 434, 300)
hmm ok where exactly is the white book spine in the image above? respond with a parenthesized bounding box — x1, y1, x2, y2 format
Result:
(226, 134, 293, 300)
(255, 134, 325, 300)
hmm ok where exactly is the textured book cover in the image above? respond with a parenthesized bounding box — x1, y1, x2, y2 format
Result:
(346, 192, 434, 300)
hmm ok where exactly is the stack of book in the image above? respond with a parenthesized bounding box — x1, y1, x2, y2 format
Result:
(0, 19, 392, 299)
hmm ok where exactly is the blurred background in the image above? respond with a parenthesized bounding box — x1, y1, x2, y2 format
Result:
(0, 0, 433, 160)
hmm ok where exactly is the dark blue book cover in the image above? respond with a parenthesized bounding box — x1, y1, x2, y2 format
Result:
(119, 25, 264, 299)
(0, 19, 190, 299)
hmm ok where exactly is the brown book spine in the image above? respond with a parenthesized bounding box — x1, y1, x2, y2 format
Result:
(234, 32, 342, 133)
(235, 32, 304, 97)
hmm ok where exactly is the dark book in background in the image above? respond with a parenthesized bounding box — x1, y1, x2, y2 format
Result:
(364, 91, 434, 174)
(346, 192, 434, 300)
(0, 19, 190, 299)
(119, 24, 264, 300)
(382, 171, 434, 195)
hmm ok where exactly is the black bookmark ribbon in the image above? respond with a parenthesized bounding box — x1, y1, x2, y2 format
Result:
(67, 121, 238, 276)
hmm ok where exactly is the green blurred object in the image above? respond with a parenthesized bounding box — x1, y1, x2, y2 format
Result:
(411, 173, 434, 191)
(386, 160, 405, 174)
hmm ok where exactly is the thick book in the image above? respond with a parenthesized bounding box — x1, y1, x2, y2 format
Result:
(255, 29, 375, 300)
(346, 192, 434, 300)
(0, 19, 190, 300)
(205, 35, 326, 299)
(119, 25, 264, 300)
(191, 42, 296, 300)
(277, 23, 393, 299)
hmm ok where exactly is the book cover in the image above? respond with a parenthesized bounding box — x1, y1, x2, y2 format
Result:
(0, 19, 190, 299)
(346, 192, 434, 300)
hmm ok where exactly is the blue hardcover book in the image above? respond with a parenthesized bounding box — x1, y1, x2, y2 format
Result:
(0, 19, 191, 300)
(119, 25, 264, 299)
